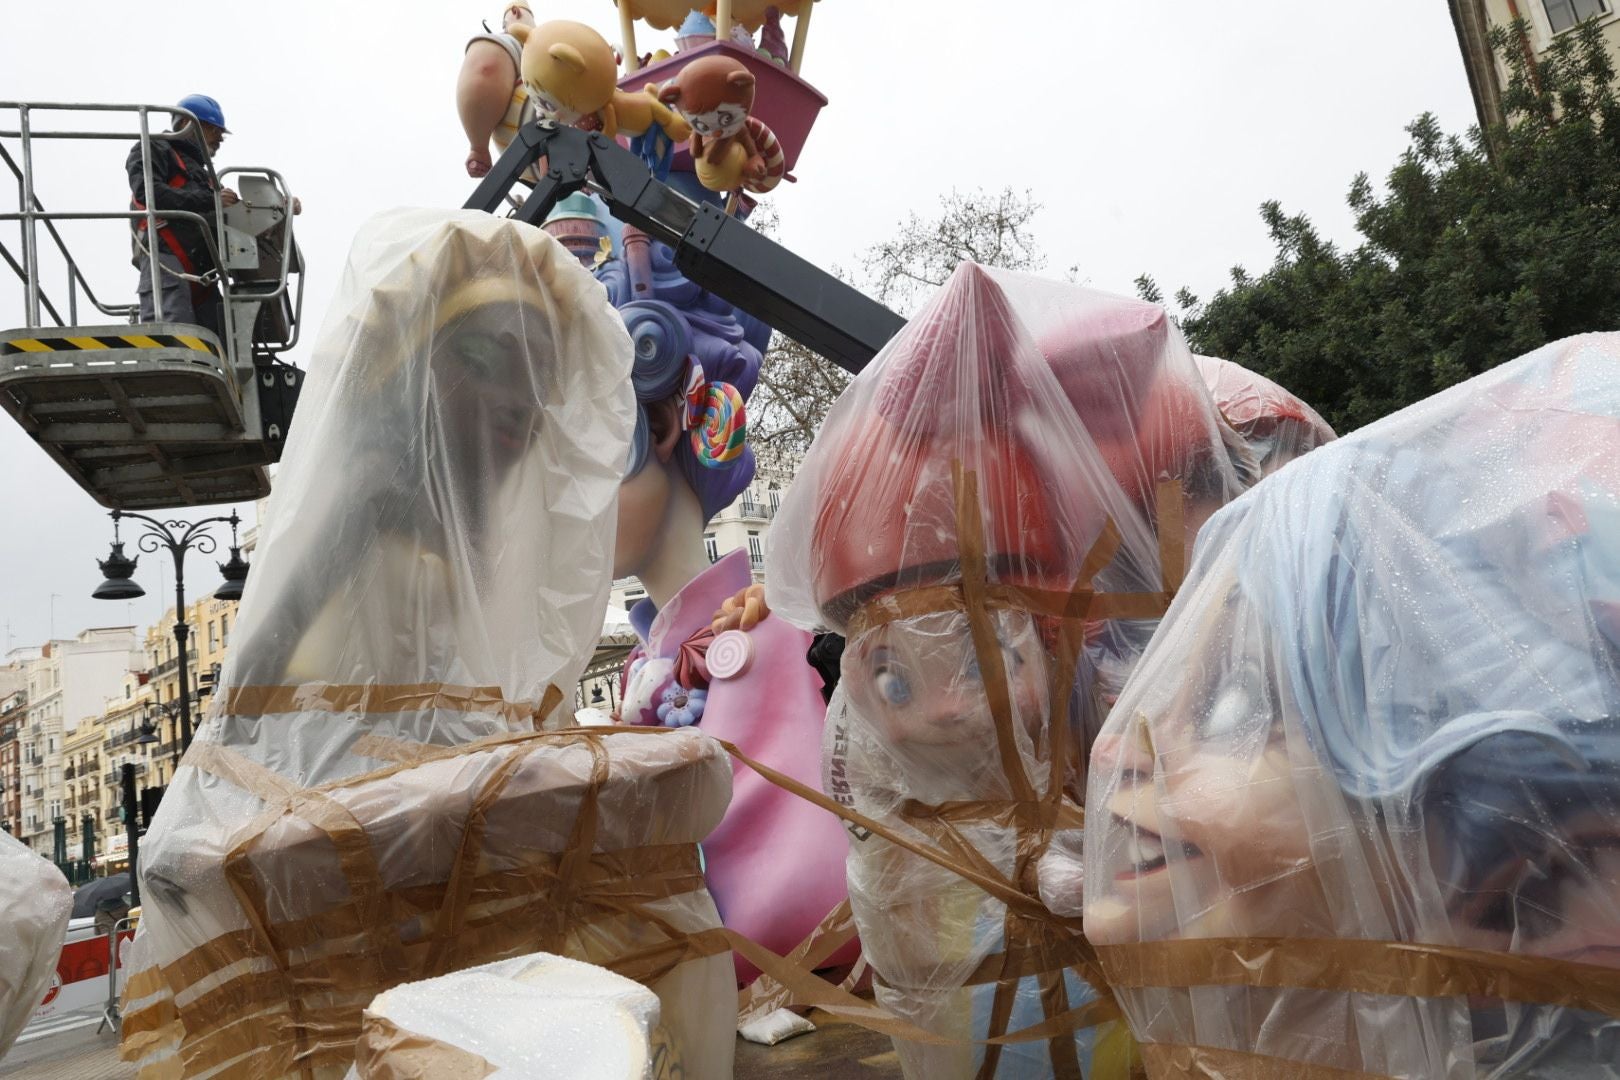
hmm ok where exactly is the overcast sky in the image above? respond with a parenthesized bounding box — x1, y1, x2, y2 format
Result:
(0, 0, 1478, 649)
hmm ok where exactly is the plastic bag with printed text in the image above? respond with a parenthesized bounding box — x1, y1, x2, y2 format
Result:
(1086, 333, 1620, 1078)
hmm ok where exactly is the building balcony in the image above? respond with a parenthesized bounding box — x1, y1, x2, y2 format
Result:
(149, 651, 200, 679)
(104, 762, 147, 786)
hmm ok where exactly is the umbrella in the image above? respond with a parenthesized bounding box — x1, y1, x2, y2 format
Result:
(71, 872, 132, 919)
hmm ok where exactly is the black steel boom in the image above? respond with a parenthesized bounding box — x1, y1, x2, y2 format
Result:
(464, 121, 904, 373)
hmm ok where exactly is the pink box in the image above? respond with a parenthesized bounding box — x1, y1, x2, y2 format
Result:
(618, 40, 828, 174)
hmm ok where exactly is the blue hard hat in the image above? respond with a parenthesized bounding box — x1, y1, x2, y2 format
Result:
(176, 94, 229, 133)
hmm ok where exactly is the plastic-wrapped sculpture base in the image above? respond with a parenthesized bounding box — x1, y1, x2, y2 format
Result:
(119, 728, 735, 1079)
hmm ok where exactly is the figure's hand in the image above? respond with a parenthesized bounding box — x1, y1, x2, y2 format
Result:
(219, 188, 240, 207)
(744, 154, 768, 181)
(466, 148, 492, 178)
(290, 196, 303, 216)
(712, 584, 769, 635)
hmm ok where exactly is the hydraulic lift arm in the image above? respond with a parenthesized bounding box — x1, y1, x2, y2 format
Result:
(463, 121, 905, 373)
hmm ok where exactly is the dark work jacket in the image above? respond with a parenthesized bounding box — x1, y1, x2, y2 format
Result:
(126, 135, 219, 271)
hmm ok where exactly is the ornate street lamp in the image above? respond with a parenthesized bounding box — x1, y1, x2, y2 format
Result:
(91, 510, 249, 756)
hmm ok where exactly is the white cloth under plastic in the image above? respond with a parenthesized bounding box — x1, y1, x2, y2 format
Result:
(350, 953, 671, 1079)
(0, 831, 71, 1058)
(119, 208, 643, 1079)
(769, 264, 1254, 1078)
(1085, 333, 1620, 1077)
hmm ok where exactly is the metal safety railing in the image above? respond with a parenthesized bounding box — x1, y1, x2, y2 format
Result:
(0, 101, 303, 357)
(97, 913, 139, 1034)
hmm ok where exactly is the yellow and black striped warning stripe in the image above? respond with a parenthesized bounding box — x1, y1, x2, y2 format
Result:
(2, 332, 221, 359)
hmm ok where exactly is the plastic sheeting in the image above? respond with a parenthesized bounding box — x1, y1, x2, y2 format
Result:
(351, 953, 673, 1079)
(0, 830, 71, 1058)
(768, 264, 1249, 1078)
(1194, 353, 1335, 477)
(1085, 333, 1620, 1078)
(116, 209, 716, 1079)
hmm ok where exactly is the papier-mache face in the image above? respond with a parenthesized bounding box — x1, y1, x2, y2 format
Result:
(1084, 333, 1620, 1075)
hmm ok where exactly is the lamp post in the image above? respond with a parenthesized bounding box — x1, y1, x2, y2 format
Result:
(143, 700, 184, 766)
(92, 510, 249, 757)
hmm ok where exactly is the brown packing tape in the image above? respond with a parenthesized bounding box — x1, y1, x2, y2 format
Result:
(354, 1012, 496, 1080)
(1155, 478, 1187, 598)
(737, 898, 859, 1019)
(720, 925, 1117, 1050)
(220, 682, 554, 726)
(1140, 1043, 1396, 1080)
(130, 728, 724, 1077)
(1098, 937, 1620, 1019)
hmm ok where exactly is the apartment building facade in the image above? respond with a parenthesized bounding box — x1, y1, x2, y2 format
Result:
(1451, 0, 1620, 129)
(142, 595, 236, 791)
(17, 628, 142, 856)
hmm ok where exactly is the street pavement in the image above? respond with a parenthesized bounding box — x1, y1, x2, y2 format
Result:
(0, 1007, 901, 1078)
(0, 1016, 132, 1080)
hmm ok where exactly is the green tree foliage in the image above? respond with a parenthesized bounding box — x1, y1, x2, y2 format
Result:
(1140, 20, 1620, 433)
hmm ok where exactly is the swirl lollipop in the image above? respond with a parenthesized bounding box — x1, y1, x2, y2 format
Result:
(689, 380, 747, 468)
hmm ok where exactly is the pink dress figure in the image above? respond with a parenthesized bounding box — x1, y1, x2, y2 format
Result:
(620, 550, 852, 980)
(602, 232, 855, 983)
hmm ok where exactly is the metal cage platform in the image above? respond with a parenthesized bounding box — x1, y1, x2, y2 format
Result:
(0, 322, 271, 508)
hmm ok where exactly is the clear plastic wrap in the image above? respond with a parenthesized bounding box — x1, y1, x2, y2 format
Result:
(1193, 353, 1336, 476)
(0, 829, 71, 1058)
(768, 264, 1246, 1078)
(1085, 333, 1620, 1077)
(117, 210, 738, 1079)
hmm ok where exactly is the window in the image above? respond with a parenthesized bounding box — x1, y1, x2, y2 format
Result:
(1546, 0, 1609, 32)
(704, 532, 719, 563)
(747, 531, 763, 569)
(221, 612, 230, 644)
(208, 621, 218, 652)
(768, 487, 781, 515)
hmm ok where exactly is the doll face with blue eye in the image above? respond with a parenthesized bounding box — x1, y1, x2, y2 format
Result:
(843, 608, 1049, 752)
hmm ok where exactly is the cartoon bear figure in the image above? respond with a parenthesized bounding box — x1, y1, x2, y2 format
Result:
(514, 20, 692, 143)
(657, 54, 788, 204)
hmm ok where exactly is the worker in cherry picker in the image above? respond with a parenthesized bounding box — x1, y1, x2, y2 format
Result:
(126, 94, 238, 338)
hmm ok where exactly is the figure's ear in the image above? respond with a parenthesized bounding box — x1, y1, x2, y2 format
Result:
(726, 71, 756, 92)
(657, 83, 682, 106)
(648, 397, 684, 464)
(549, 42, 587, 73)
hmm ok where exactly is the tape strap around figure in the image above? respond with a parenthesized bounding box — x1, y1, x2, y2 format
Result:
(220, 682, 564, 728)
(123, 725, 1114, 1072)
(1097, 937, 1620, 1019)
(737, 898, 859, 1018)
(843, 510, 1181, 640)
(1140, 1043, 1397, 1080)
(119, 727, 723, 1075)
